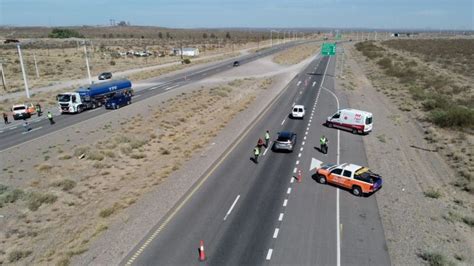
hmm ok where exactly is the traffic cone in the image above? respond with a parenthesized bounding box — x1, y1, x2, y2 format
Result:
(199, 240, 206, 261)
(297, 169, 302, 183)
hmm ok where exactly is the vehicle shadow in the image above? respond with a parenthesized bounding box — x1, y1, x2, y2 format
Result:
(310, 173, 379, 198)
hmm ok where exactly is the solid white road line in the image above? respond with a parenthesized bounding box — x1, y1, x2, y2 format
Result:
(10, 126, 17, 129)
(281, 118, 286, 125)
(266, 249, 273, 260)
(283, 199, 288, 207)
(273, 228, 280, 238)
(263, 146, 269, 156)
(223, 195, 240, 221)
(132, 94, 142, 98)
(88, 108, 100, 112)
(278, 213, 284, 221)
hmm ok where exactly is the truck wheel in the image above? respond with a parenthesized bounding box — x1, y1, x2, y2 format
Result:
(92, 103, 96, 109)
(352, 128, 358, 134)
(327, 122, 333, 128)
(127, 100, 131, 105)
(352, 186, 362, 196)
(318, 175, 327, 184)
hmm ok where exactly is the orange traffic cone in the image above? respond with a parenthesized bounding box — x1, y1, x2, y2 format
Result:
(199, 240, 206, 261)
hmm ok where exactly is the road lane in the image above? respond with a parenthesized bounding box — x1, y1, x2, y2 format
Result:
(122, 55, 327, 265)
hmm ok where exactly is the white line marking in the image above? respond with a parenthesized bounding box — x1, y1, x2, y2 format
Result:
(165, 85, 179, 91)
(298, 153, 301, 158)
(278, 213, 284, 221)
(281, 119, 286, 125)
(287, 187, 292, 194)
(306, 127, 309, 131)
(303, 136, 306, 140)
(297, 81, 302, 86)
(283, 199, 288, 207)
(312, 81, 316, 87)
(273, 228, 280, 238)
(21, 126, 42, 134)
(295, 160, 299, 165)
(305, 131, 308, 135)
(293, 167, 297, 173)
(223, 195, 240, 221)
(308, 123, 311, 127)
(88, 108, 100, 112)
(302, 141, 305, 145)
(266, 249, 273, 260)
(11, 126, 17, 129)
(290, 177, 294, 183)
(263, 146, 269, 156)
(300, 147, 303, 151)
(133, 94, 142, 98)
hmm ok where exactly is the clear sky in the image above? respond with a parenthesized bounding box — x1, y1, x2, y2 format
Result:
(1, 0, 473, 30)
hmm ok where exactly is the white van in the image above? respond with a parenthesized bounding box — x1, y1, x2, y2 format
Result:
(291, 105, 305, 119)
(326, 108, 373, 134)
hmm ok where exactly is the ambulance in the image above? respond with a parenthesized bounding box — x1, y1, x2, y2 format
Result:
(326, 108, 373, 134)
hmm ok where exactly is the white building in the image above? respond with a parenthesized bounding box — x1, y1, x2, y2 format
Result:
(172, 48, 200, 57)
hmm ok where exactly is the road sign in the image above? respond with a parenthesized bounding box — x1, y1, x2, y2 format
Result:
(321, 43, 336, 56)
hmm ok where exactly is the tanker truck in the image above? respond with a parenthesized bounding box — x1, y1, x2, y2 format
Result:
(57, 79, 133, 114)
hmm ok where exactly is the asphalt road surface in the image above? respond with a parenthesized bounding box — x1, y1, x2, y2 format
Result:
(122, 53, 390, 265)
(0, 40, 307, 152)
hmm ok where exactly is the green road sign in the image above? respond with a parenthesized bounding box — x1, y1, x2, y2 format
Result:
(321, 43, 336, 56)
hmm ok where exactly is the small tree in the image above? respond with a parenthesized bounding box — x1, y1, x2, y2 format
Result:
(210, 33, 216, 39)
(202, 33, 208, 39)
(117, 21, 127, 26)
(49, 28, 84, 39)
(225, 32, 231, 39)
(158, 32, 163, 39)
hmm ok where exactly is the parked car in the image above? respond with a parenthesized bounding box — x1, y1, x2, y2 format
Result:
(291, 105, 305, 119)
(272, 131, 297, 152)
(98, 72, 112, 80)
(105, 93, 132, 109)
(315, 163, 382, 196)
(233, 61, 240, 67)
(11, 103, 36, 120)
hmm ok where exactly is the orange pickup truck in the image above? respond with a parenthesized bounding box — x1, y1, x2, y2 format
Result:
(315, 163, 382, 196)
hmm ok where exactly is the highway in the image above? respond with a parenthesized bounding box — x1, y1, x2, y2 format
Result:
(0, 40, 307, 152)
(121, 53, 390, 265)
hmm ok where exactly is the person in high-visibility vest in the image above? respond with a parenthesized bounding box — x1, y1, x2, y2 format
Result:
(320, 135, 328, 154)
(254, 146, 260, 163)
(265, 130, 270, 148)
(47, 111, 55, 125)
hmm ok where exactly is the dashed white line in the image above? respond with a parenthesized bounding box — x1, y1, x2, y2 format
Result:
(21, 126, 42, 134)
(263, 146, 270, 156)
(312, 81, 316, 87)
(287, 188, 292, 194)
(281, 119, 286, 125)
(298, 153, 301, 158)
(300, 147, 304, 151)
(10, 126, 17, 129)
(302, 141, 305, 145)
(290, 177, 294, 183)
(293, 167, 297, 173)
(305, 131, 308, 135)
(278, 213, 284, 221)
(283, 199, 288, 207)
(297, 81, 302, 86)
(273, 228, 280, 238)
(306, 127, 309, 131)
(223, 195, 240, 221)
(296, 160, 300, 165)
(165, 85, 179, 91)
(303, 136, 307, 140)
(266, 249, 273, 260)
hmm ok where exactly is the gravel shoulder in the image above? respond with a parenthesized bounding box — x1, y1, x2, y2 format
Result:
(337, 43, 473, 265)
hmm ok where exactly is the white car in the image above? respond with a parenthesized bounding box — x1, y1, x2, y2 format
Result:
(291, 105, 305, 119)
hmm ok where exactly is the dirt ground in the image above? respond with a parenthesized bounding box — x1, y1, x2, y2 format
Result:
(0, 46, 317, 265)
(338, 42, 474, 265)
(273, 42, 321, 65)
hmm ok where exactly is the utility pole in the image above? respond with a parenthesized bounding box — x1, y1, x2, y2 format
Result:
(0, 62, 7, 91)
(17, 44, 30, 98)
(83, 42, 92, 84)
(33, 52, 40, 78)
